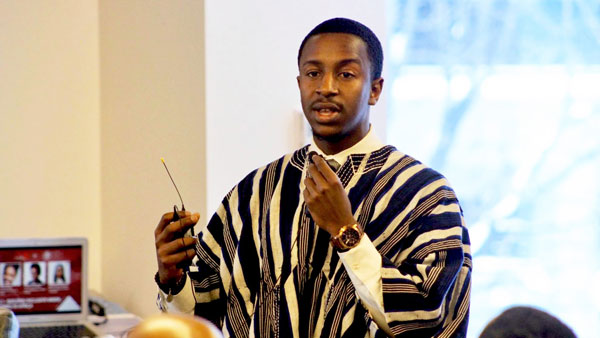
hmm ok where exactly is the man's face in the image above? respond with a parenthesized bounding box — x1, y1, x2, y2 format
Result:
(3, 265, 16, 285)
(297, 33, 383, 153)
(31, 266, 39, 279)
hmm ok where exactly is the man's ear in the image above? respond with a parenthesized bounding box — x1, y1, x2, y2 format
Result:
(368, 77, 384, 105)
(297, 75, 301, 88)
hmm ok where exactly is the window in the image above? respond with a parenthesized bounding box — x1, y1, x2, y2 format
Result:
(387, 1, 600, 336)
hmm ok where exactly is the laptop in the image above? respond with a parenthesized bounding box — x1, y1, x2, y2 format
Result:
(0, 237, 103, 337)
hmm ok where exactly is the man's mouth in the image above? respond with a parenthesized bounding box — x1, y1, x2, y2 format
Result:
(312, 103, 341, 122)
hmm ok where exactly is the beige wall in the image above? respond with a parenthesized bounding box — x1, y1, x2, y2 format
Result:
(0, 1, 102, 290)
(99, 0, 206, 317)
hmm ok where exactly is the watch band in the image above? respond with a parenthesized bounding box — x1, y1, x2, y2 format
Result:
(155, 271, 187, 296)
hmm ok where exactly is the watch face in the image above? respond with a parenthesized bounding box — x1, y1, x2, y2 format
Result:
(341, 227, 361, 247)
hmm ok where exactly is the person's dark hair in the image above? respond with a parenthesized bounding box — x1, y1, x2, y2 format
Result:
(297, 17, 383, 80)
(31, 263, 40, 274)
(479, 306, 576, 338)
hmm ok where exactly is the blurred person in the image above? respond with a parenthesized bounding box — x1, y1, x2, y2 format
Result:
(54, 264, 66, 284)
(479, 306, 576, 338)
(27, 263, 43, 286)
(0, 307, 19, 338)
(153, 18, 472, 337)
(128, 313, 222, 338)
(2, 264, 19, 286)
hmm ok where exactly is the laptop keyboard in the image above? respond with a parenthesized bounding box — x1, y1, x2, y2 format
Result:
(20, 324, 98, 338)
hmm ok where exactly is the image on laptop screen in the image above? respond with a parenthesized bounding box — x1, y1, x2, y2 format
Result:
(0, 244, 83, 315)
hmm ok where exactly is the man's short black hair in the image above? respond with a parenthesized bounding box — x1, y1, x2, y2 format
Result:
(31, 263, 40, 273)
(298, 17, 383, 80)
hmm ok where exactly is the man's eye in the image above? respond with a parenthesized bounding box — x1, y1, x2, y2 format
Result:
(306, 71, 319, 78)
(340, 72, 354, 79)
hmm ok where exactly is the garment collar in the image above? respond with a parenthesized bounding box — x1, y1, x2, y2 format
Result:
(308, 126, 385, 166)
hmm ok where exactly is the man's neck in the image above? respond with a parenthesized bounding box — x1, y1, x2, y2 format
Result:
(313, 126, 370, 155)
(314, 136, 362, 155)
(309, 126, 385, 168)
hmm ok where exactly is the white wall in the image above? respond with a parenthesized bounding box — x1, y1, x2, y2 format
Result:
(0, 1, 102, 291)
(204, 1, 388, 213)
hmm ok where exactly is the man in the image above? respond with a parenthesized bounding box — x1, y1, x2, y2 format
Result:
(154, 18, 471, 337)
(28, 263, 43, 286)
(2, 264, 18, 286)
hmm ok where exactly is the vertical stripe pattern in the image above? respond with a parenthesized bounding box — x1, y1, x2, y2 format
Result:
(191, 146, 471, 337)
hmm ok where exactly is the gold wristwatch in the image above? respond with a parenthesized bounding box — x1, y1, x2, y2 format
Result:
(330, 223, 363, 251)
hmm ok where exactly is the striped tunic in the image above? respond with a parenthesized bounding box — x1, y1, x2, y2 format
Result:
(190, 145, 471, 337)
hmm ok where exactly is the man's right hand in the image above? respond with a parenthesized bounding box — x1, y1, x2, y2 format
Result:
(154, 211, 200, 286)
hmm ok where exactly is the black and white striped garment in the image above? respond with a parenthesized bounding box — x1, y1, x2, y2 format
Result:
(190, 145, 471, 337)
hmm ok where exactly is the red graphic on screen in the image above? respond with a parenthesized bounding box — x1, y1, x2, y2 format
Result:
(0, 246, 82, 314)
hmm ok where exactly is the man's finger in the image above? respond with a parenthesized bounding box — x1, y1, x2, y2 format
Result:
(312, 155, 338, 182)
(165, 214, 199, 236)
(155, 210, 192, 234)
(155, 213, 199, 245)
(304, 175, 318, 197)
(184, 247, 196, 262)
(161, 249, 195, 265)
(307, 162, 328, 187)
(158, 236, 197, 259)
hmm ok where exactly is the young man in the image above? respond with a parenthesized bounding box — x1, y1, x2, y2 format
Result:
(154, 18, 471, 337)
(27, 263, 43, 286)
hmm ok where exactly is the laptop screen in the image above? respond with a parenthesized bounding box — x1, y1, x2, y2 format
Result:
(0, 242, 84, 316)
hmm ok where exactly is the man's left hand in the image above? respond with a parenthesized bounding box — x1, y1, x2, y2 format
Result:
(303, 154, 356, 236)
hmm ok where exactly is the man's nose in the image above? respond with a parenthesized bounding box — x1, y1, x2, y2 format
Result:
(316, 73, 338, 97)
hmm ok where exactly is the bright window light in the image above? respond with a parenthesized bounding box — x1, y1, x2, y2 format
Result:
(387, 1, 600, 337)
